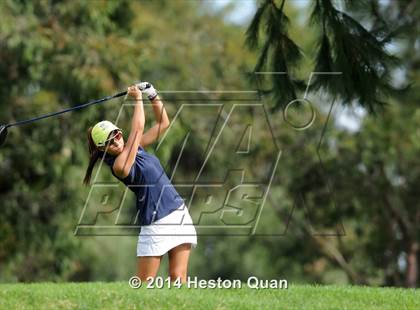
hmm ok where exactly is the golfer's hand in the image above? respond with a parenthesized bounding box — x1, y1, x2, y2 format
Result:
(136, 82, 158, 100)
(127, 85, 142, 100)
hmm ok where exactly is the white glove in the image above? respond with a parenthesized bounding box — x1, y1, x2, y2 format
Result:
(136, 82, 158, 100)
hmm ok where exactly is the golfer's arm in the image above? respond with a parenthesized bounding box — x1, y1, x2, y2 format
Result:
(140, 95, 170, 147)
(113, 98, 145, 178)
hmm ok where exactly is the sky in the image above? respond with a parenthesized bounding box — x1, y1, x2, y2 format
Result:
(209, 0, 312, 24)
(208, 0, 257, 25)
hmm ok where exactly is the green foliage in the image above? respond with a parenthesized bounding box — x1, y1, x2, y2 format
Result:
(0, 0, 418, 289)
(246, 0, 304, 108)
(310, 0, 401, 112)
(246, 0, 405, 111)
(279, 101, 420, 287)
(0, 0, 254, 282)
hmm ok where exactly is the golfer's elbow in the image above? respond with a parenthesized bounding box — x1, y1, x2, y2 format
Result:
(114, 167, 129, 179)
(113, 162, 132, 179)
(160, 112, 170, 130)
(161, 119, 170, 130)
(137, 122, 145, 132)
(132, 119, 145, 133)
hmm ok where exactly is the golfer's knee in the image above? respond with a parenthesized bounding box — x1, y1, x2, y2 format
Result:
(137, 266, 158, 281)
(169, 267, 187, 281)
(138, 272, 156, 282)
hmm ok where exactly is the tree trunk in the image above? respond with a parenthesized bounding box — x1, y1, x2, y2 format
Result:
(406, 241, 418, 287)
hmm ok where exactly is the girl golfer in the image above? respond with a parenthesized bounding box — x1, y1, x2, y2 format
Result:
(83, 83, 197, 282)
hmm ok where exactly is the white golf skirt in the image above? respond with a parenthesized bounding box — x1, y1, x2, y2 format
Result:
(137, 204, 197, 257)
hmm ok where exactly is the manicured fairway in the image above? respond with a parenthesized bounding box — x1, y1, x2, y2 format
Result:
(0, 282, 418, 309)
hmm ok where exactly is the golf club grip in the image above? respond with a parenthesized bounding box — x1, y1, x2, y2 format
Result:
(8, 90, 128, 128)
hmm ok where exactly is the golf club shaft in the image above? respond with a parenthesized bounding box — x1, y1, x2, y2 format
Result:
(7, 90, 128, 128)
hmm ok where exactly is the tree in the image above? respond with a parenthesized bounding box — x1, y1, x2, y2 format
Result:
(245, 0, 404, 112)
(244, 0, 419, 288)
(0, 0, 255, 281)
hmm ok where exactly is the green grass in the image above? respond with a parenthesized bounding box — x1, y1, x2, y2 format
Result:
(0, 282, 418, 309)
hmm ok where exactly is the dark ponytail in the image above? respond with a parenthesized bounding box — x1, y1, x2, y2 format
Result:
(83, 127, 100, 185)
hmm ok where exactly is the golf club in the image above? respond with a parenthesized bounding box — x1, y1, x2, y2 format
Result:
(0, 83, 150, 147)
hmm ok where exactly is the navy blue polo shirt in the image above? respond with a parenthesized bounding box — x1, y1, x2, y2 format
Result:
(100, 146, 184, 225)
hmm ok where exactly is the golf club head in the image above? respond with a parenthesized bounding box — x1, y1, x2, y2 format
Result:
(0, 125, 8, 147)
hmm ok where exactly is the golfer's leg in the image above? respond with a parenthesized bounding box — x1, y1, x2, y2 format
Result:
(137, 256, 162, 281)
(168, 243, 192, 282)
